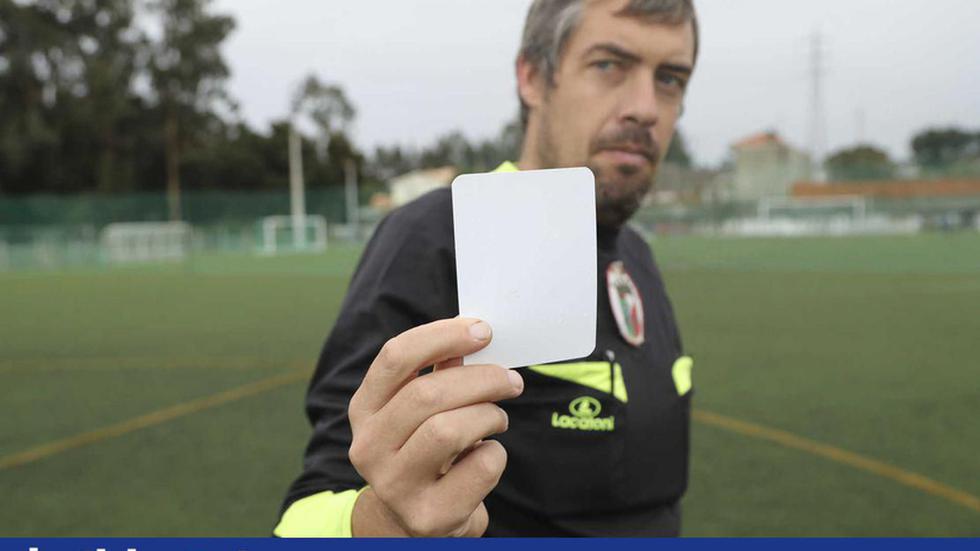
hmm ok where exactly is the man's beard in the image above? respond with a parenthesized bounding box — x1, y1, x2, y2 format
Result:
(590, 159, 655, 229)
(539, 119, 660, 230)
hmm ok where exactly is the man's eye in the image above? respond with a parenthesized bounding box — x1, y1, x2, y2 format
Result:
(592, 60, 621, 72)
(656, 72, 685, 90)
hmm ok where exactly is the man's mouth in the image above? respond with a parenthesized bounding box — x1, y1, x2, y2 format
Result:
(596, 145, 656, 166)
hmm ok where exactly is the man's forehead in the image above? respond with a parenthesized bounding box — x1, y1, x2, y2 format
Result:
(571, 0, 696, 66)
(585, 0, 631, 12)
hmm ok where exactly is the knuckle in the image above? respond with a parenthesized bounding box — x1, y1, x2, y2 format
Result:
(414, 522, 443, 538)
(467, 505, 489, 537)
(420, 511, 461, 538)
(404, 506, 443, 537)
(420, 415, 457, 449)
(445, 506, 475, 534)
(347, 393, 363, 425)
(349, 422, 381, 470)
(348, 438, 369, 470)
(409, 377, 443, 411)
(474, 443, 506, 484)
(371, 465, 414, 507)
(376, 338, 404, 371)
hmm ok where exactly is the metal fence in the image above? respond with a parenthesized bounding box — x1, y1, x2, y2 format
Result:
(634, 193, 980, 236)
(0, 188, 377, 271)
(3, 183, 980, 271)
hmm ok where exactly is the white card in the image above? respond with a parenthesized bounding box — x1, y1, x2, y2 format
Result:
(452, 167, 597, 369)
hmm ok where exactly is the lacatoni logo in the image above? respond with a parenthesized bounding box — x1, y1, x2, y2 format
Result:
(551, 396, 615, 431)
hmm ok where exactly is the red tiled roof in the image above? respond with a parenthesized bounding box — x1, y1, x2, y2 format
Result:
(733, 131, 784, 150)
(792, 180, 980, 198)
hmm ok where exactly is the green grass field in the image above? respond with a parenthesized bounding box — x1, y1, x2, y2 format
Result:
(1, 234, 978, 536)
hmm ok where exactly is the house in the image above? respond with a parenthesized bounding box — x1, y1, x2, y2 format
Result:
(731, 131, 811, 200)
(388, 166, 457, 207)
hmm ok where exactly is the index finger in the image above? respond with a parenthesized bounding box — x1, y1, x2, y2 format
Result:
(350, 317, 492, 418)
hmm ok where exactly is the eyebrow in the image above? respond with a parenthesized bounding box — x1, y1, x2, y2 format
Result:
(660, 63, 693, 76)
(584, 42, 694, 75)
(583, 42, 642, 64)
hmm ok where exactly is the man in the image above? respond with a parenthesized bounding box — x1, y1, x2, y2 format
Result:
(275, 0, 698, 537)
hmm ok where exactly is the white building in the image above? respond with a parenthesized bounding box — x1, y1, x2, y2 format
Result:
(731, 131, 812, 200)
(388, 166, 457, 207)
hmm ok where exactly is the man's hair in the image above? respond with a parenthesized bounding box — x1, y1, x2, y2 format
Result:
(518, 0, 699, 128)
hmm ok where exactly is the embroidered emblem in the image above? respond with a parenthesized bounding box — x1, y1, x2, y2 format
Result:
(606, 261, 645, 347)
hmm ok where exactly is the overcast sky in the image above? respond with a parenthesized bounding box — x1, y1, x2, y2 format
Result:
(214, 0, 980, 166)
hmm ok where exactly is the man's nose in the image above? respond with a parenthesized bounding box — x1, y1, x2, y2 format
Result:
(620, 74, 659, 128)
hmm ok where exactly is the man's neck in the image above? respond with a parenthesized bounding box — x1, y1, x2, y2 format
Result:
(514, 154, 539, 172)
(516, 120, 546, 171)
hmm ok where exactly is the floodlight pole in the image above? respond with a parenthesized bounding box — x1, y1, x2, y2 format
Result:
(808, 31, 828, 183)
(288, 121, 307, 249)
(344, 158, 359, 239)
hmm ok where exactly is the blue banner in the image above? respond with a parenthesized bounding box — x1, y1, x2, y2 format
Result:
(0, 539, 976, 551)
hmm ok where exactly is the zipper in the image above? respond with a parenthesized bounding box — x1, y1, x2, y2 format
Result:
(604, 349, 616, 397)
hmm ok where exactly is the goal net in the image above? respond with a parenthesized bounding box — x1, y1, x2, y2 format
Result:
(758, 196, 868, 222)
(257, 215, 328, 255)
(101, 222, 192, 264)
(723, 196, 876, 236)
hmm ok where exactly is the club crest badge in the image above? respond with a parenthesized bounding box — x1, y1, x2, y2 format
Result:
(606, 261, 645, 347)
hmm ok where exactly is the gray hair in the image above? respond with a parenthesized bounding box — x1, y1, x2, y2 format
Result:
(518, 0, 699, 127)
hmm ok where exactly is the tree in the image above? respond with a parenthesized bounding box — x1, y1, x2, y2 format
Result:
(825, 144, 895, 181)
(290, 74, 356, 157)
(911, 127, 980, 168)
(288, 75, 359, 189)
(181, 121, 285, 191)
(0, 1, 360, 198)
(148, 0, 235, 220)
(68, 0, 146, 191)
(419, 130, 473, 170)
(369, 144, 419, 183)
(0, 0, 150, 194)
(412, 117, 523, 175)
(0, 0, 59, 193)
(664, 129, 692, 168)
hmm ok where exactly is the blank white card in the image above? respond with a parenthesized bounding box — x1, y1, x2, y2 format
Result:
(452, 167, 597, 369)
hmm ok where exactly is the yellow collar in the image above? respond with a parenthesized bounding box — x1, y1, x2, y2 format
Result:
(493, 161, 519, 173)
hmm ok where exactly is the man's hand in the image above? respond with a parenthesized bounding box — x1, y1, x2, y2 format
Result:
(347, 318, 524, 537)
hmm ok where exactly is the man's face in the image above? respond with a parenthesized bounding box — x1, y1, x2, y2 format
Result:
(523, 0, 696, 228)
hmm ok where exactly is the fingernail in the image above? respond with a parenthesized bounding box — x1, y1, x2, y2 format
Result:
(506, 369, 524, 392)
(469, 321, 492, 341)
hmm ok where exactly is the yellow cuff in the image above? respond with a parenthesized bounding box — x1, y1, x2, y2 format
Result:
(274, 487, 368, 537)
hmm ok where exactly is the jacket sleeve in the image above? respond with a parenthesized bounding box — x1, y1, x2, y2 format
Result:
(275, 191, 457, 537)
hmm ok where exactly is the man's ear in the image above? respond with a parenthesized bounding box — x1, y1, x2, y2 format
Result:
(516, 55, 546, 113)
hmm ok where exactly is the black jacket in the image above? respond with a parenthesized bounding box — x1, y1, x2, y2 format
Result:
(282, 187, 691, 536)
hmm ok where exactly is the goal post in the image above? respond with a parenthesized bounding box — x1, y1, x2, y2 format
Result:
(758, 195, 868, 221)
(257, 215, 328, 256)
(101, 222, 193, 264)
(723, 195, 919, 236)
